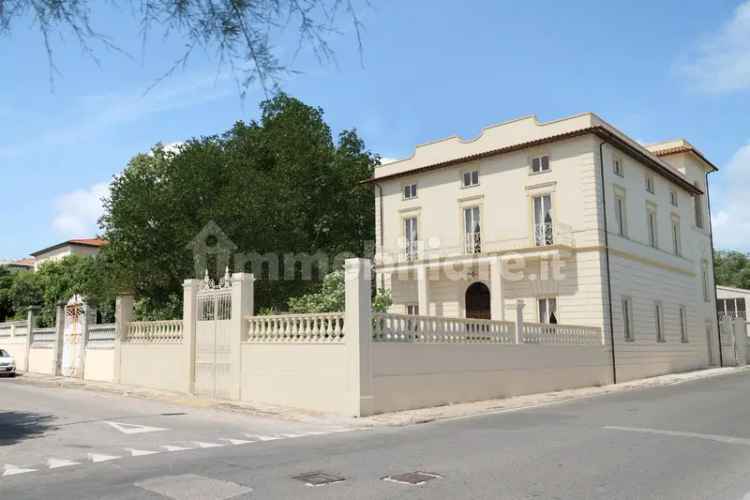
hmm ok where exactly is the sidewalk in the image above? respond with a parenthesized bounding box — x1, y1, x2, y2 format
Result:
(12, 366, 749, 428)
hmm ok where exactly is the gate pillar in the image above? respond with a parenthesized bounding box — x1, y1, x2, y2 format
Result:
(230, 273, 254, 401)
(183, 278, 201, 394)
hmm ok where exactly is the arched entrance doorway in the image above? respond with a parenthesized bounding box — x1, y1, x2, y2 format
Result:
(465, 282, 491, 319)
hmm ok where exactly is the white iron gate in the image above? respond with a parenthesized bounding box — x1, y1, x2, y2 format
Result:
(195, 272, 233, 399)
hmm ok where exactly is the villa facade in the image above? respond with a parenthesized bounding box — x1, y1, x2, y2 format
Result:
(371, 113, 720, 381)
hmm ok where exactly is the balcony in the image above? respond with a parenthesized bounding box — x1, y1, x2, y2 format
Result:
(464, 232, 482, 255)
(534, 221, 573, 247)
(383, 222, 575, 268)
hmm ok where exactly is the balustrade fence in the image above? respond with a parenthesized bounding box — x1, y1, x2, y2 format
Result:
(88, 324, 117, 348)
(124, 320, 184, 344)
(373, 313, 602, 346)
(373, 313, 515, 344)
(245, 313, 346, 343)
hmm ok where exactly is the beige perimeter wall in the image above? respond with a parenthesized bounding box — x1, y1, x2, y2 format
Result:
(84, 348, 114, 382)
(240, 343, 352, 414)
(119, 343, 188, 393)
(370, 343, 612, 414)
(28, 346, 55, 374)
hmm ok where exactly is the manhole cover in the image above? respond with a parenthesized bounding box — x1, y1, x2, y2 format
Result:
(292, 472, 346, 487)
(382, 471, 443, 486)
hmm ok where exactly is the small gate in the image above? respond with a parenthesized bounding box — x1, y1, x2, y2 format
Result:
(62, 295, 84, 377)
(195, 271, 234, 399)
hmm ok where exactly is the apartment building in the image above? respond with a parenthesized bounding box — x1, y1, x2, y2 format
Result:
(370, 113, 719, 381)
(31, 238, 108, 271)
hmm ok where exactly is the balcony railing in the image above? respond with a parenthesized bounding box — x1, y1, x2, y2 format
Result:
(403, 240, 419, 261)
(464, 232, 481, 255)
(385, 222, 575, 265)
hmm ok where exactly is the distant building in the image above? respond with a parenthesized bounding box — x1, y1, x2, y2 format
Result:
(716, 285, 749, 320)
(0, 258, 34, 273)
(31, 238, 108, 271)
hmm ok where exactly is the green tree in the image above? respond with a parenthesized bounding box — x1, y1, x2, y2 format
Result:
(287, 269, 391, 313)
(714, 250, 750, 290)
(102, 93, 378, 316)
(6, 255, 116, 327)
(0, 267, 14, 321)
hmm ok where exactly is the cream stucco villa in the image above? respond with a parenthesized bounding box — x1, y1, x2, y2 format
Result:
(370, 113, 720, 382)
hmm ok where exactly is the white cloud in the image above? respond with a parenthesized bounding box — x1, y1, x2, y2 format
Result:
(379, 157, 398, 165)
(679, 1, 750, 93)
(712, 142, 750, 250)
(52, 182, 110, 238)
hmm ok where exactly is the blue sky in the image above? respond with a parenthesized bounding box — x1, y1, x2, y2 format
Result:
(1, 0, 749, 258)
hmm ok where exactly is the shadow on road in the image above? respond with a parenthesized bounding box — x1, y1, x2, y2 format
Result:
(0, 411, 56, 446)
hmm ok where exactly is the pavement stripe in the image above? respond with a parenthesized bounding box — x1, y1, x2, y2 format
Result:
(220, 438, 254, 445)
(126, 448, 160, 457)
(3, 465, 37, 477)
(604, 426, 750, 446)
(245, 434, 282, 441)
(162, 445, 193, 452)
(47, 458, 80, 469)
(193, 441, 224, 449)
(88, 453, 122, 463)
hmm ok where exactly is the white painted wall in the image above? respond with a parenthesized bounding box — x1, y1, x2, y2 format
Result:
(84, 348, 114, 382)
(119, 344, 188, 392)
(371, 343, 612, 413)
(240, 343, 351, 414)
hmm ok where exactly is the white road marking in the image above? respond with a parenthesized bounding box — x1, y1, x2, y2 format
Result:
(3, 464, 37, 477)
(162, 445, 193, 452)
(104, 421, 168, 435)
(88, 453, 122, 463)
(245, 434, 282, 441)
(605, 426, 750, 446)
(193, 441, 224, 448)
(220, 438, 254, 445)
(47, 458, 80, 469)
(282, 433, 305, 438)
(126, 448, 160, 457)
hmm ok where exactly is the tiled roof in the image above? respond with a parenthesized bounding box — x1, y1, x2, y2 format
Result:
(31, 238, 109, 257)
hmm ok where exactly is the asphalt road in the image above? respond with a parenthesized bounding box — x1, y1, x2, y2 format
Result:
(3, 371, 750, 499)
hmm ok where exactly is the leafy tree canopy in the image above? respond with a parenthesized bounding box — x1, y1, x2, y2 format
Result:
(714, 250, 750, 290)
(1, 255, 116, 327)
(287, 269, 391, 314)
(101, 93, 377, 317)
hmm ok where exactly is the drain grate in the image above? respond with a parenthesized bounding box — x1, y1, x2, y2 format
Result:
(292, 472, 346, 487)
(382, 471, 443, 486)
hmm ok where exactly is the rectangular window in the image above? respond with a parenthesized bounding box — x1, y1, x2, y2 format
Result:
(538, 297, 558, 324)
(679, 306, 688, 343)
(646, 175, 655, 194)
(462, 170, 479, 188)
(464, 206, 481, 254)
(533, 194, 553, 246)
(531, 155, 550, 174)
(404, 217, 418, 260)
(655, 302, 665, 342)
(702, 261, 710, 302)
(406, 304, 419, 315)
(670, 190, 679, 207)
(647, 208, 658, 248)
(622, 297, 634, 342)
(615, 195, 627, 237)
(671, 219, 681, 256)
(403, 183, 417, 200)
(614, 158, 624, 177)
(717, 298, 747, 320)
(694, 191, 705, 229)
